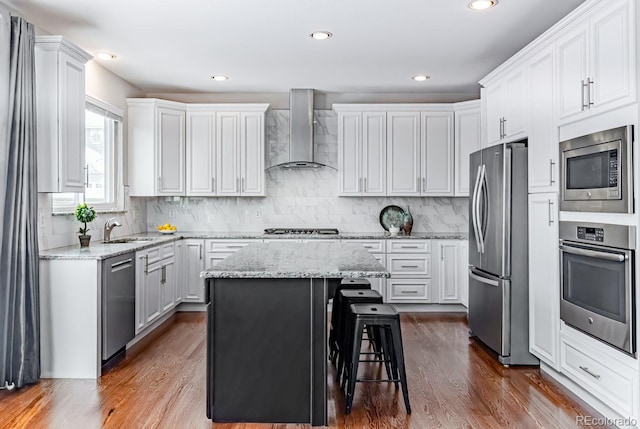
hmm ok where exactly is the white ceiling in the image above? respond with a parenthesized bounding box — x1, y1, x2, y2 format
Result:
(5, 0, 585, 97)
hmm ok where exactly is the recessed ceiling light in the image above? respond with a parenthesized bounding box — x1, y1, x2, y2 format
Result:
(94, 51, 116, 60)
(310, 31, 332, 40)
(211, 75, 228, 81)
(469, 0, 497, 10)
(413, 75, 431, 82)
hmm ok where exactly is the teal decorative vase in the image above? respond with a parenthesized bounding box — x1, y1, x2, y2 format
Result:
(402, 206, 413, 236)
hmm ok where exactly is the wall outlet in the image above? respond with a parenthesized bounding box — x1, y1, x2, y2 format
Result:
(168, 209, 176, 218)
(255, 209, 261, 217)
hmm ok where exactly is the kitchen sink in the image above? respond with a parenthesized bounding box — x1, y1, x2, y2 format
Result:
(105, 237, 157, 244)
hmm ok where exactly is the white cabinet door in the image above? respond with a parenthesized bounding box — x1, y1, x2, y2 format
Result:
(135, 251, 147, 334)
(459, 241, 469, 308)
(485, 84, 504, 146)
(174, 240, 184, 304)
(362, 112, 386, 196)
(436, 241, 463, 304)
(184, 240, 205, 303)
(503, 69, 527, 140)
(387, 112, 420, 196)
(337, 112, 361, 195)
(589, 0, 635, 113)
(528, 47, 559, 194)
(161, 258, 176, 313)
(35, 37, 91, 193)
(157, 107, 185, 195)
(454, 102, 481, 196)
(557, 25, 589, 122)
(240, 112, 265, 196)
(421, 112, 454, 196)
(528, 193, 560, 370)
(216, 112, 241, 196)
(145, 261, 163, 325)
(186, 111, 216, 196)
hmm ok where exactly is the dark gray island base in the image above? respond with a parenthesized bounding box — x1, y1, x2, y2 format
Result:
(202, 242, 389, 425)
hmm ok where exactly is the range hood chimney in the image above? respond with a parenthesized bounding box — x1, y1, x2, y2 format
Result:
(277, 89, 327, 169)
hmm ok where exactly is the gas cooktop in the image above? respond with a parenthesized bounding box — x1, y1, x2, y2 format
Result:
(263, 228, 340, 235)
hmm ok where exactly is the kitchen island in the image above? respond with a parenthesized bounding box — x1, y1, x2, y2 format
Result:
(201, 241, 390, 425)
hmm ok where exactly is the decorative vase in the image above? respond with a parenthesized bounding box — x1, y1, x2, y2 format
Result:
(402, 206, 413, 236)
(79, 234, 91, 247)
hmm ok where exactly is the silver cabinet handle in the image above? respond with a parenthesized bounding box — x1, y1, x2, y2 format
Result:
(359, 177, 362, 192)
(581, 80, 589, 110)
(144, 255, 149, 275)
(579, 366, 601, 379)
(242, 177, 245, 192)
(502, 117, 506, 138)
(84, 165, 89, 187)
(587, 77, 594, 107)
(548, 200, 554, 226)
(400, 265, 419, 268)
(400, 245, 419, 249)
(211, 177, 216, 192)
(226, 245, 245, 249)
(416, 177, 420, 192)
(157, 176, 162, 190)
(199, 243, 203, 260)
(236, 177, 240, 191)
(549, 160, 555, 185)
(363, 177, 367, 192)
(422, 177, 426, 192)
(440, 244, 444, 261)
(400, 290, 419, 294)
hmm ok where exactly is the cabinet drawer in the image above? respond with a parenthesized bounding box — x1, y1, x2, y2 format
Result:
(205, 240, 260, 252)
(560, 337, 638, 417)
(146, 246, 162, 264)
(161, 243, 175, 259)
(387, 279, 431, 302)
(388, 240, 430, 253)
(343, 240, 385, 253)
(205, 253, 233, 269)
(386, 254, 431, 277)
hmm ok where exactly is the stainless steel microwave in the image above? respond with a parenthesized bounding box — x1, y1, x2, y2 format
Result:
(559, 125, 633, 213)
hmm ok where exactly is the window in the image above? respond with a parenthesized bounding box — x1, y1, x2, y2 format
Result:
(53, 96, 124, 212)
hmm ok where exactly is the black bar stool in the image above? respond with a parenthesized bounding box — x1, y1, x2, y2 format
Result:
(344, 303, 411, 415)
(328, 279, 371, 364)
(335, 289, 384, 385)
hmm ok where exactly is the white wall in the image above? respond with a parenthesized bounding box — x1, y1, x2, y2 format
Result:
(38, 61, 147, 250)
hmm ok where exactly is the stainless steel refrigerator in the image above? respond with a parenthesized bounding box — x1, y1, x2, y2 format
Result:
(468, 141, 538, 366)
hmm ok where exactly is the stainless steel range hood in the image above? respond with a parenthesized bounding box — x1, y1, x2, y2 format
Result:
(276, 89, 328, 169)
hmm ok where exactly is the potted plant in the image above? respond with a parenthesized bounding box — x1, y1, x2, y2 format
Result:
(75, 202, 96, 247)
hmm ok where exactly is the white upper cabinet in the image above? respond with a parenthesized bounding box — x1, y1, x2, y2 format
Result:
(186, 110, 216, 196)
(386, 112, 421, 196)
(129, 100, 267, 197)
(35, 36, 92, 193)
(336, 110, 386, 196)
(557, 0, 635, 124)
(157, 107, 186, 195)
(527, 46, 559, 194)
(484, 68, 528, 146)
(128, 99, 186, 196)
(454, 101, 481, 196)
(421, 111, 454, 196)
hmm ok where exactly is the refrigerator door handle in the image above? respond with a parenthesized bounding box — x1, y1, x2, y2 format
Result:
(471, 165, 482, 253)
(478, 164, 487, 254)
(469, 269, 500, 287)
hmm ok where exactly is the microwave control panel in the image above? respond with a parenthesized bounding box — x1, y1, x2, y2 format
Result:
(577, 226, 605, 242)
(609, 149, 618, 187)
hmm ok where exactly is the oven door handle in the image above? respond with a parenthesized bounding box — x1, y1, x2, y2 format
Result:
(559, 245, 627, 262)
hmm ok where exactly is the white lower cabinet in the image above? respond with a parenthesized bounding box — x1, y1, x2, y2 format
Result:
(560, 326, 639, 420)
(183, 239, 205, 303)
(174, 240, 184, 304)
(434, 240, 467, 305)
(386, 239, 431, 304)
(135, 242, 177, 335)
(528, 193, 560, 369)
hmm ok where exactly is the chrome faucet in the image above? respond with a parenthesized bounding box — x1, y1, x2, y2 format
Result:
(104, 218, 122, 242)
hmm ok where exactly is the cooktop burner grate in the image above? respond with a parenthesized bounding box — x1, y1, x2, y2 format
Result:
(264, 228, 340, 235)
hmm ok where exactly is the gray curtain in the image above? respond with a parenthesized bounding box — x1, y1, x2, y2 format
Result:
(0, 16, 40, 389)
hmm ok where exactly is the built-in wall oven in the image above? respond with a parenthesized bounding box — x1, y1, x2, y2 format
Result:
(559, 221, 636, 355)
(559, 125, 633, 213)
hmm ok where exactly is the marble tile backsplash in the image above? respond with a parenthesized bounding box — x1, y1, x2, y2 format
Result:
(149, 109, 468, 233)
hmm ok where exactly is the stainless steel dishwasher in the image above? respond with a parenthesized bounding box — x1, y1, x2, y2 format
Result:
(102, 252, 136, 363)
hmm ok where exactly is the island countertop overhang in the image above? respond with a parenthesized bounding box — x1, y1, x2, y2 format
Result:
(201, 242, 391, 279)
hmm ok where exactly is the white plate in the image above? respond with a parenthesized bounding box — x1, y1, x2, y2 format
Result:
(159, 230, 176, 234)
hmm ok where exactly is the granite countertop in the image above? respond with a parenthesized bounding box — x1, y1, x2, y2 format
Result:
(39, 231, 468, 260)
(201, 242, 391, 279)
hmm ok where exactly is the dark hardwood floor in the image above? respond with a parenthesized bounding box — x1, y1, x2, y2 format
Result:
(0, 312, 611, 428)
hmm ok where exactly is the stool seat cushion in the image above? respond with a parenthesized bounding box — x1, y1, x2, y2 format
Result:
(339, 289, 382, 300)
(340, 278, 371, 286)
(350, 303, 398, 317)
